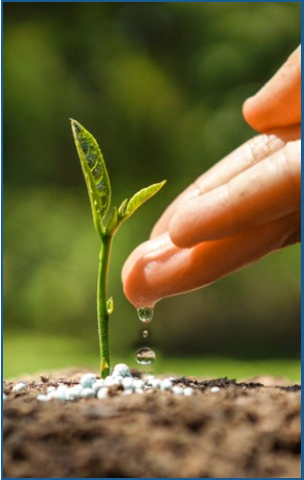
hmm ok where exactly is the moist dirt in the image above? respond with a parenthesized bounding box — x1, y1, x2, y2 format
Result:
(3, 369, 301, 478)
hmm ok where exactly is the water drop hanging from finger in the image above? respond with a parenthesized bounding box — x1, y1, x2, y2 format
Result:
(137, 307, 154, 324)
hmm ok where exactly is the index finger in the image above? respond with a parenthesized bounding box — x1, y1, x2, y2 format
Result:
(123, 212, 300, 308)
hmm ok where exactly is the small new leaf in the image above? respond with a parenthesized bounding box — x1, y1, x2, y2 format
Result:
(105, 207, 118, 235)
(71, 119, 111, 235)
(107, 297, 114, 315)
(123, 181, 166, 222)
(100, 358, 110, 378)
(117, 198, 129, 218)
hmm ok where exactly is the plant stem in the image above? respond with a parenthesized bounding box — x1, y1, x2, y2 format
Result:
(97, 234, 113, 378)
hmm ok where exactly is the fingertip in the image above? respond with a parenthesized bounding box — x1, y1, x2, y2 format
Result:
(150, 184, 203, 240)
(169, 211, 195, 249)
(242, 96, 264, 132)
(121, 235, 171, 308)
(121, 242, 147, 294)
(168, 216, 182, 247)
(242, 96, 253, 120)
(149, 201, 182, 239)
(242, 46, 301, 133)
(121, 250, 150, 308)
(121, 254, 130, 285)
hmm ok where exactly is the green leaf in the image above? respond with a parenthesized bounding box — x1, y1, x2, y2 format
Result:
(71, 119, 111, 234)
(117, 198, 129, 218)
(105, 207, 118, 235)
(123, 181, 166, 222)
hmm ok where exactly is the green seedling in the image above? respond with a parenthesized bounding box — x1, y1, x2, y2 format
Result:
(71, 119, 166, 378)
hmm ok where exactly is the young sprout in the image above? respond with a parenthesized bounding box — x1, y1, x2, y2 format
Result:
(71, 119, 166, 378)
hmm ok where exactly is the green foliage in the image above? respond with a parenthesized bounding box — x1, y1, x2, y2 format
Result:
(71, 119, 166, 240)
(71, 119, 111, 234)
(71, 120, 165, 377)
(4, 3, 301, 188)
(122, 182, 167, 223)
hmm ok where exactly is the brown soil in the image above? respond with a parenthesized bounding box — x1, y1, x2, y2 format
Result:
(3, 369, 301, 478)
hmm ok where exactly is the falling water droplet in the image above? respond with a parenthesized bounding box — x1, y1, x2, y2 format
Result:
(136, 347, 156, 365)
(137, 307, 154, 324)
(143, 329, 149, 339)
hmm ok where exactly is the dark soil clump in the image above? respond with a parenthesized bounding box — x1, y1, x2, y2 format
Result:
(3, 371, 301, 478)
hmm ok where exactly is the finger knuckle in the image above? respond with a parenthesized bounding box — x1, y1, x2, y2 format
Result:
(280, 141, 301, 206)
(248, 134, 279, 163)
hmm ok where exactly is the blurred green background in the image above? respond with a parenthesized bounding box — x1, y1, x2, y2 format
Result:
(4, 3, 301, 380)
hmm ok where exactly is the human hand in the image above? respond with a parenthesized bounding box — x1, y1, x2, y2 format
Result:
(122, 127, 300, 307)
(122, 48, 301, 308)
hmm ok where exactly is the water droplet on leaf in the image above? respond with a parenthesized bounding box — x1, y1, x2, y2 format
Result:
(97, 180, 106, 192)
(86, 152, 96, 167)
(136, 347, 156, 365)
(92, 166, 102, 180)
(143, 329, 149, 339)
